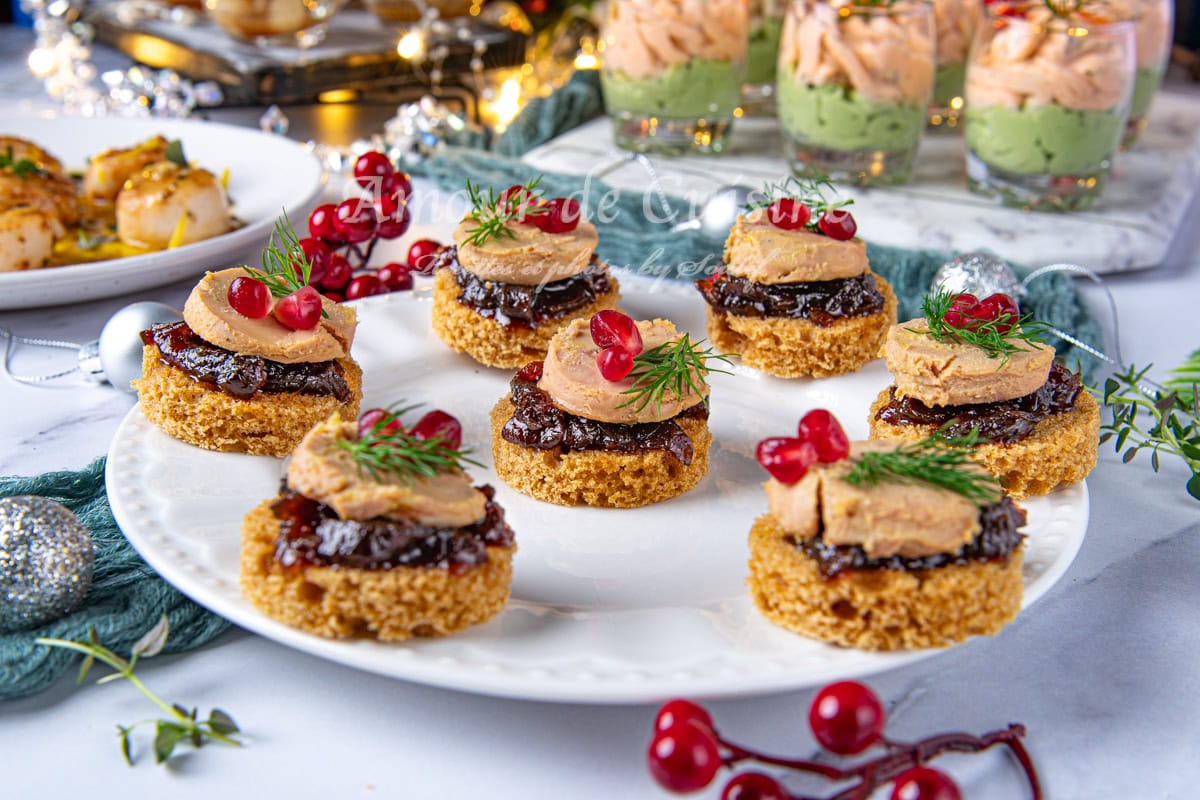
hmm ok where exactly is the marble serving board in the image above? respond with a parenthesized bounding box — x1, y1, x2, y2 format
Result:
(522, 89, 1200, 273)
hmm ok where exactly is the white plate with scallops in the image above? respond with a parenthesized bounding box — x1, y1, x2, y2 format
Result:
(106, 278, 1090, 704)
(0, 113, 323, 309)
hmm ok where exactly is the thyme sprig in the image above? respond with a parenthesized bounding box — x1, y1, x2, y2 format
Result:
(619, 335, 734, 414)
(244, 213, 311, 297)
(338, 403, 481, 483)
(36, 615, 241, 766)
(1098, 358, 1200, 501)
(843, 429, 1004, 505)
(461, 176, 547, 248)
(0, 145, 42, 178)
(913, 290, 1050, 365)
(743, 174, 854, 219)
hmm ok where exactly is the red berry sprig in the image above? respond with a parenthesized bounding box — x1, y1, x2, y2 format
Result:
(230, 214, 331, 331)
(919, 290, 1049, 365)
(590, 310, 644, 382)
(756, 409, 850, 484)
(461, 177, 582, 248)
(342, 404, 475, 482)
(646, 681, 1042, 799)
(751, 175, 857, 241)
(940, 292, 1020, 335)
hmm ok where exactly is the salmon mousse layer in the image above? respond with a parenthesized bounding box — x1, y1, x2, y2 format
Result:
(241, 407, 516, 641)
(747, 411, 1026, 651)
(696, 180, 896, 379)
(490, 311, 731, 508)
(431, 179, 621, 369)
(134, 228, 362, 457)
(869, 291, 1099, 498)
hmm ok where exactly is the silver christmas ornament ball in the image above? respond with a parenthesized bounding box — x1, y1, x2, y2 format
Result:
(78, 301, 182, 391)
(931, 252, 1025, 299)
(0, 496, 94, 633)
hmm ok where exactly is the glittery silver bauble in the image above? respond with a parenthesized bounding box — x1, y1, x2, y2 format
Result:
(0, 496, 94, 633)
(931, 252, 1025, 298)
(78, 302, 182, 391)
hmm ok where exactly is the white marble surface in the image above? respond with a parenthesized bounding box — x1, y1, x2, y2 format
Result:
(523, 90, 1200, 273)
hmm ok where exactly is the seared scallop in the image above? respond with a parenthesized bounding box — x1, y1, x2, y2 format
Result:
(0, 166, 81, 227)
(116, 162, 231, 249)
(0, 135, 66, 177)
(0, 205, 60, 271)
(83, 135, 170, 205)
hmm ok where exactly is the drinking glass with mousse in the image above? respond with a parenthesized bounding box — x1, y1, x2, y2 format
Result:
(744, 0, 788, 111)
(1107, 0, 1173, 147)
(929, 0, 983, 128)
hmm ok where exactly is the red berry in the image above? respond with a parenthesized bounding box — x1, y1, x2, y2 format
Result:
(384, 170, 412, 203)
(308, 203, 339, 242)
(407, 239, 443, 275)
(942, 310, 966, 328)
(322, 291, 344, 303)
(345, 274, 384, 300)
(722, 772, 789, 800)
(498, 184, 529, 207)
(377, 262, 414, 291)
(409, 409, 463, 449)
(647, 721, 722, 794)
(500, 185, 542, 224)
(227, 276, 271, 319)
(320, 253, 352, 291)
(654, 700, 714, 735)
(333, 198, 377, 244)
(516, 361, 544, 382)
(272, 285, 324, 331)
(353, 151, 394, 192)
(949, 293, 978, 311)
(755, 437, 818, 484)
(808, 681, 885, 756)
(358, 408, 403, 438)
(590, 310, 643, 356)
(765, 198, 811, 231)
(596, 346, 633, 381)
(375, 202, 411, 240)
(976, 293, 1020, 333)
(533, 197, 581, 234)
(890, 767, 962, 800)
(797, 409, 850, 463)
(817, 209, 857, 241)
(296, 237, 331, 285)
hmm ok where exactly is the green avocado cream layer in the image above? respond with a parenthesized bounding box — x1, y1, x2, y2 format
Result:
(746, 17, 784, 85)
(602, 60, 743, 118)
(1130, 66, 1165, 119)
(777, 79, 925, 151)
(965, 103, 1124, 175)
(933, 61, 966, 107)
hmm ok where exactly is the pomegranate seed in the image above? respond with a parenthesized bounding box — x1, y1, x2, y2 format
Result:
(766, 198, 811, 230)
(808, 681, 886, 755)
(590, 310, 643, 356)
(345, 274, 384, 300)
(755, 437, 818, 484)
(358, 408, 403, 438)
(384, 170, 412, 203)
(596, 346, 634, 381)
(353, 151, 393, 192)
(797, 409, 850, 463)
(376, 262, 414, 291)
(407, 239, 443, 275)
(949, 293, 978, 311)
(890, 766, 962, 800)
(647, 721, 722, 794)
(409, 409, 463, 449)
(273, 285, 323, 330)
(227, 276, 271, 319)
(374, 202, 411, 240)
(654, 700, 714, 734)
(817, 209, 857, 241)
(977, 293, 1020, 333)
(942, 310, 966, 328)
(516, 361, 544, 382)
(533, 197, 581, 234)
(296, 237, 331, 285)
(307, 203, 339, 242)
(722, 772, 789, 800)
(319, 254, 352, 290)
(332, 198, 377, 244)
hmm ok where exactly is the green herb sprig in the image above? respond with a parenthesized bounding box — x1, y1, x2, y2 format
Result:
(1098, 357, 1200, 501)
(461, 176, 547, 248)
(338, 403, 481, 483)
(913, 290, 1050, 365)
(619, 335, 734, 414)
(242, 212, 329, 317)
(164, 139, 188, 167)
(36, 615, 241, 766)
(843, 430, 1004, 505)
(743, 174, 854, 220)
(0, 145, 42, 178)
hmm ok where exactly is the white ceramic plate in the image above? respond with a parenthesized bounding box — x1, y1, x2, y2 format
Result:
(0, 114, 323, 309)
(106, 279, 1089, 704)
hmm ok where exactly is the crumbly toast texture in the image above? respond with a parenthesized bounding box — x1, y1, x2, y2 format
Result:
(431, 266, 621, 369)
(747, 513, 1023, 651)
(134, 346, 362, 457)
(868, 386, 1100, 498)
(489, 397, 712, 507)
(240, 500, 513, 641)
(704, 274, 897, 379)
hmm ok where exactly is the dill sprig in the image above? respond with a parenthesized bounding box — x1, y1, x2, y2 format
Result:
(843, 430, 1004, 505)
(743, 174, 854, 219)
(461, 176, 547, 248)
(337, 404, 481, 483)
(913, 290, 1050, 365)
(242, 212, 328, 316)
(0, 145, 42, 178)
(618, 335, 734, 414)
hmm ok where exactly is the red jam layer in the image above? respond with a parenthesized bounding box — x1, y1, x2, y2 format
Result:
(499, 361, 708, 465)
(793, 496, 1026, 580)
(695, 271, 885, 326)
(271, 484, 514, 573)
(141, 321, 351, 402)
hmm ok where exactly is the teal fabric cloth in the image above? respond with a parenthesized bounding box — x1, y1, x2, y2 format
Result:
(0, 458, 230, 700)
(493, 70, 606, 157)
(409, 148, 1102, 376)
